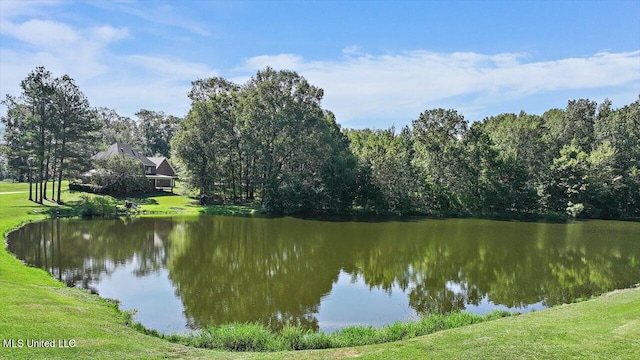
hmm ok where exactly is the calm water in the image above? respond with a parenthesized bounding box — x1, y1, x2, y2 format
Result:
(6, 216, 640, 334)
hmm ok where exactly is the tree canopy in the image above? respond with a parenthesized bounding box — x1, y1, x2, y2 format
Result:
(2, 66, 638, 218)
(1, 67, 97, 203)
(1, 67, 182, 202)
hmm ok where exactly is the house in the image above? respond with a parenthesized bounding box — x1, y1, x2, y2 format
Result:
(147, 157, 177, 190)
(90, 143, 178, 191)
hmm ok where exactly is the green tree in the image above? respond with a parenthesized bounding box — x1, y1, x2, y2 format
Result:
(593, 97, 640, 216)
(239, 68, 326, 212)
(95, 107, 141, 150)
(172, 77, 243, 203)
(317, 112, 355, 211)
(546, 99, 596, 156)
(51, 75, 97, 203)
(347, 127, 424, 213)
(175, 69, 360, 213)
(2, 67, 98, 203)
(412, 108, 471, 212)
(21, 67, 57, 204)
(0, 153, 7, 180)
(0, 101, 34, 185)
(136, 109, 181, 157)
(547, 143, 589, 215)
(171, 101, 225, 202)
(92, 154, 151, 194)
(188, 77, 240, 103)
(563, 99, 597, 152)
(483, 111, 550, 184)
(586, 141, 620, 217)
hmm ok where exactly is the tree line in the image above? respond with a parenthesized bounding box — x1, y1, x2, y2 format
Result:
(95, 107, 181, 159)
(1, 67, 181, 203)
(171, 68, 356, 211)
(345, 101, 639, 218)
(1, 67, 96, 204)
(173, 68, 639, 217)
(2, 66, 638, 218)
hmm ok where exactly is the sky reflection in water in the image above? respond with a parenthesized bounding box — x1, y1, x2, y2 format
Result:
(7, 216, 639, 334)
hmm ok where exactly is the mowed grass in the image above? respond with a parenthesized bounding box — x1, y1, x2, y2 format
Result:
(0, 181, 639, 359)
(0, 186, 221, 359)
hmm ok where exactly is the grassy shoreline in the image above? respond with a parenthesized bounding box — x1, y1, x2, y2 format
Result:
(1, 182, 639, 359)
(161, 311, 514, 352)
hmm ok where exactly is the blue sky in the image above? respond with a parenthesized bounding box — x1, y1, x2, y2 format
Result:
(1, 0, 639, 128)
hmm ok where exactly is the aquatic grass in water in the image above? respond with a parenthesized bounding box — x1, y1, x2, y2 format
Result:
(187, 323, 280, 351)
(167, 310, 514, 352)
(280, 325, 309, 350)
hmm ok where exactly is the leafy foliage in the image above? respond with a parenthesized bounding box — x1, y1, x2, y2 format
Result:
(92, 154, 153, 194)
(3, 66, 638, 217)
(136, 109, 181, 157)
(95, 107, 142, 151)
(172, 68, 357, 213)
(76, 194, 117, 217)
(0, 67, 97, 204)
(345, 97, 639, 218)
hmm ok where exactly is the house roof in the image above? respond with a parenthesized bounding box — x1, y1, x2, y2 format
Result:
(148, 156, 177, 177)
(91, 142, 156, 167)
(148, 157, 167, 167)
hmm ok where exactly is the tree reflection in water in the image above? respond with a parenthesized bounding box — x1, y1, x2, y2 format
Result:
(7, 217, 640, 333)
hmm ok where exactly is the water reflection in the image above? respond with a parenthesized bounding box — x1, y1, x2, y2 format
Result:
(7, 217, 640, 333)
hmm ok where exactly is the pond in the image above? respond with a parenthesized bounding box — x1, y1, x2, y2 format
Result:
(6, 216, 640, 334)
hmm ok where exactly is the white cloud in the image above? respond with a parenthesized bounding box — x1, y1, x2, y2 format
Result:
(0, 14, 215, 119)
(0, 19, 79, 46)
(1, 1, 638, 128)
(89, 0, 211, 37)
(85, 79, 194, 120)
(0, 0, 61, 18)
(243, 54, 304, 71)
(238, 49, 640, 127)
(91, 25, 130, 43)
(126, 55, 217, 80)
(0, 17, 127, 92)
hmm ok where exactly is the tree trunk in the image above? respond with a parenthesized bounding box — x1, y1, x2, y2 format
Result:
(34, 176, 39, 203)
(43, 145, 51, 200)
(56, 136, 67, 204)
(51, 164, 56, 202)
(38, 116, 45, 204)
(199, 155, 208, 202)
(238, 148, 244, 201)
(38, 161, 44, 204)
(28, 165, 33, 201)
(230, 161, 237, 200)
(56, 157, 64, 204)
(29, 175, 33, 201)
(244, 160, 249, 199)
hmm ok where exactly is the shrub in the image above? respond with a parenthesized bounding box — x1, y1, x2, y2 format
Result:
(69, 182, 106, 194)
(566, 202, 585, 218)
(77, 195, 116, 218)
(92, 155, 153, 194)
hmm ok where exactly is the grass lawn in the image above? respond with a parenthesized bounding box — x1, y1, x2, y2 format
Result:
(1, 181, 639, 359)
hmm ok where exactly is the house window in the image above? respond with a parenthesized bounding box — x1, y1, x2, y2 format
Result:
(145, 166, 153, 174)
